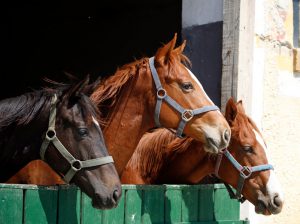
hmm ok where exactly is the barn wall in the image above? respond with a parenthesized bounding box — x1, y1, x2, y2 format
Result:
(246, 0, 300, 223)
(182, 0, 223, 106)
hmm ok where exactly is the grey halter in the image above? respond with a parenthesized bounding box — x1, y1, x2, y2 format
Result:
(40, 94, 114, 183)
(149, 57, 219, 138)
(215, 148, 274, 203)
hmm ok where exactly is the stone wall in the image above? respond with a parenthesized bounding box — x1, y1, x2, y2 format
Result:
(249, 0, 300, 223)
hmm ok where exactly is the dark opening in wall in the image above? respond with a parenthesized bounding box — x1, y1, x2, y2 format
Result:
(1, 0, 181, 99)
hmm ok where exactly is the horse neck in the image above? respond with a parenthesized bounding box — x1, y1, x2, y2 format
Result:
(158, 141, 216, 184)
(103, 68, 156, 175)
(0, 93, 51, 182)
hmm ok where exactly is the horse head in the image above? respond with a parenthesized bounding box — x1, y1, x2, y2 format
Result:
(147, 34, 230, 153)
(217, 98, 284, 215)
(43, 76, 121, 209)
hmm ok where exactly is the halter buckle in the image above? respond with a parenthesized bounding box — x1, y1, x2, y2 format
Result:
(71, 159, 83, 171)
(157, 88, 167, 99)
(46, 128, 56, 141)
(241, 166, 252, 179)
(182, 110, 194, 122)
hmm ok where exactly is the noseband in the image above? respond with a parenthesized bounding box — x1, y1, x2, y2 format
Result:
(149, 57, 219, 138)
(215, 149, 274, 203)
(40, 94, 114, 183)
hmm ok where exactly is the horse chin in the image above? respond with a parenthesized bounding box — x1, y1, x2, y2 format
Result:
(203, 143, 219, 154)
(91, 197, 117, 210)
(254, 200, 275, 216)
(255, 204, 272, 216)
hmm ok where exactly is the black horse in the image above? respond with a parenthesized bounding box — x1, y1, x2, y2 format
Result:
(0, 76, 121, 209)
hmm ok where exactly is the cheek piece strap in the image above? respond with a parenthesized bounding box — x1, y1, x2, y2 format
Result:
(40, 94, 114, 183)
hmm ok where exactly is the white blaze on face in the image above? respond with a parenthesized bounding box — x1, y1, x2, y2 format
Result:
(185, 67, 222, 115)
(92, 116, 100, 128)
(253, 129, 284, 201)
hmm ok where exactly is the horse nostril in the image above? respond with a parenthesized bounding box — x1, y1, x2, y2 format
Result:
(273, 195, 282, 207)
(223, 129, 230, 143)
(112, 189, 120, 203)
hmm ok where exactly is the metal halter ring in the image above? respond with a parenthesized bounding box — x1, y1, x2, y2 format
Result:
(240, 166, 252, 179)
(46, 128, 56, 141)
(71, 159, 83, 171)
(182, 110, 194, 122)
(157, 88, 167, 99)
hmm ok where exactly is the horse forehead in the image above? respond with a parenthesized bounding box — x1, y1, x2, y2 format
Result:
(185, 67, 215, 105)
(61, 103, 94, 125)
(252, 128, 271, 161)
(252, 128, 267, 149)
(92, 116, 100, 127)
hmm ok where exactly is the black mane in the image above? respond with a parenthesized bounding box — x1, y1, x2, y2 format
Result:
(0, 90, 53, 132)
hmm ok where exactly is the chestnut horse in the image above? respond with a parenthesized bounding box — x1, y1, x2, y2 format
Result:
(91, 34, 230, 174)
(6, 34, 230, 184)
(0, 76, 121, 209)
(121, 98, 284, 215)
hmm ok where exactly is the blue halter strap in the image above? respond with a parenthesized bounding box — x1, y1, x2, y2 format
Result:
(215, 149, 274, 203)
(149, 57, 219, 138)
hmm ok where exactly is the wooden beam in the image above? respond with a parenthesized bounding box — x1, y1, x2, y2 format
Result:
(221, 0, 255, 113)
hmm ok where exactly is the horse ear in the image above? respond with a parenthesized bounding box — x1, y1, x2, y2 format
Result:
(155, 33, 177, 64)
(173, 40, 186, 54)
(63, 75, 90, 106)
(82, 76, 101, 96)
(236, 100, 246, 113)
(225, 97, 238, 125)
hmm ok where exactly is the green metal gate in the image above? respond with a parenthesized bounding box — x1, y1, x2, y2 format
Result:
(0, 184, 249, 224)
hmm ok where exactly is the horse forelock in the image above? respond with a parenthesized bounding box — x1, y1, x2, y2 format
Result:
(165, 51, 191, 81)
(77, 95, 102, 125)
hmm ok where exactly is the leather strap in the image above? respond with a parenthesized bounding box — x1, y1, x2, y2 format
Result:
(40, 94, 114, 183)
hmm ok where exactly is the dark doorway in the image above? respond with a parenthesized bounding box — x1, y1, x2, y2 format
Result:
(1, 1, 181, 99)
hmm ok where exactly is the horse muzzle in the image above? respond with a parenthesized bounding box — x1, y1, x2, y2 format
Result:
(92, 186, 122, 209)
(202, 127, 231, 154)
(255, 193, 283, 215)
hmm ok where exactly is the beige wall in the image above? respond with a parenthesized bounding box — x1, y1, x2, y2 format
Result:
(246, 0, 300, 223)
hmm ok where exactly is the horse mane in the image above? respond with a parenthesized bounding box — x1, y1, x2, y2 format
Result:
(127, 128, 194, 182)
(0, 80, 100, 132)
(0, 90, 52, 132)
(90, 58, 148, 118)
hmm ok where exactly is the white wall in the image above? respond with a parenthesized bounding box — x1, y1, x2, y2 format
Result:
(245, 0, 300, 223)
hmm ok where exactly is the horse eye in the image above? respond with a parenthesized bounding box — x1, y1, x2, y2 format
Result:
(181, 82, 194, 92)
(78, 128, 89, 137)
(243, 146, 254, 153)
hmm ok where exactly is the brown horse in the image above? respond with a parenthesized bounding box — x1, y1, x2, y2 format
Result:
(0, 76, 121, 209)
(6, 34, 230, 184)
(91, 34, 230, 175)
(6, 160, 65, 185)
(121, 98, 284, 215)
